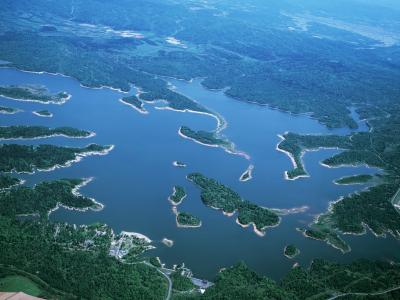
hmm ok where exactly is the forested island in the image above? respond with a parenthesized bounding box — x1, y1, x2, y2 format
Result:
(0, 125, 93, 140)
(334, 174, 373, 185)
(33, 109, 52, 117)
(0, 85, 70, 104)
(120, 95, 147, 114)
(168, 186, 186, 205)
(284, 245, 300, 259)
(176, 212, 202, 228)
(188, 173, 279, 235)
(0, 106, 20, 114)
(0, 143, 113, 173)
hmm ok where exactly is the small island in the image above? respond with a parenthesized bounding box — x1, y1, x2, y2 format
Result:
(0, 105, 20, 114)
(33, 110, 53, 117)
(239, 164, 254, 182)
(0, 84, 70, 104)
(161, 238, 174, 247)
(334, 174, 373, 185)
(284, 244, 300, 259)
(176, 211, 202, 228)
(120, 95, 147, 114)
(0, 125, 94, 140)
(173, 161, 187, 168)
(188, 173, 280, 236)
(168, 186, 186, 205)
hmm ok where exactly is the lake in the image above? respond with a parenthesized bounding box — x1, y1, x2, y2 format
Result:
(1, 67, 399, 280)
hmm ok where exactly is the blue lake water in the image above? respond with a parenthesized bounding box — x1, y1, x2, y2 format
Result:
(1, 68, 399, 280)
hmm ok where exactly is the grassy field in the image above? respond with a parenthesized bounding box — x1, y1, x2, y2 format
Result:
(0, 275, 43, 296)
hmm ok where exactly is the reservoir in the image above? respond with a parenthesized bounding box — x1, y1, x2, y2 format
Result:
(1, 67, 399, 280)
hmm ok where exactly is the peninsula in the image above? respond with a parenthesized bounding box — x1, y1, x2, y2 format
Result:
(0, 125, 94, 140)
(334, 174, 373, 185)
(119, 95, 147, 114)
(0, 178, 102, 217)
(179, 126, 230, 148)
(0, 84, 70, 104)
(0, 143, 113, 173)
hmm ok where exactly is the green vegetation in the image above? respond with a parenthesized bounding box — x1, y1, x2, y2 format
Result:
(169, 186, 186, 205)
(179, 126, 230, 147)
(199, 259, 400, 300)
(120, 95, 145, 111)
(0, 275, 43, 296)
(188, 173, 279, 234)
(33, 109, 52, 117)
(279, 125, 400, 251)
(202, 262, 295, 299)
(0, 85, 69, 104)
(149, 257, 162, 268)
(0, 177, 168, 299)
(176, 212, 201, 228)
(0, 175, 21, 190)
(0, 178, 101, 217)
(277, 133, 350, 179)
(335, 174, 374, 185)
(0, 143, 111, 173)
(0, 105, 19, 114)
(0, 216, 168, 299)
(297, 228, 351, 253)
(171, 272, 195, 292)
(0, 125, 92, 139)
(284, 245, 300, 259)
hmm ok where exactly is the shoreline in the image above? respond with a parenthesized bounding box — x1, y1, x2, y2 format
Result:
(235, 218, 270, 237)
(0, 66, 130, 94)
(0, 130, 96, 141)
(48, 177, 104, 217)
(0, 178, 25, 191)
(0, 92, 71, 105)
(7, 144, 114, 175)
